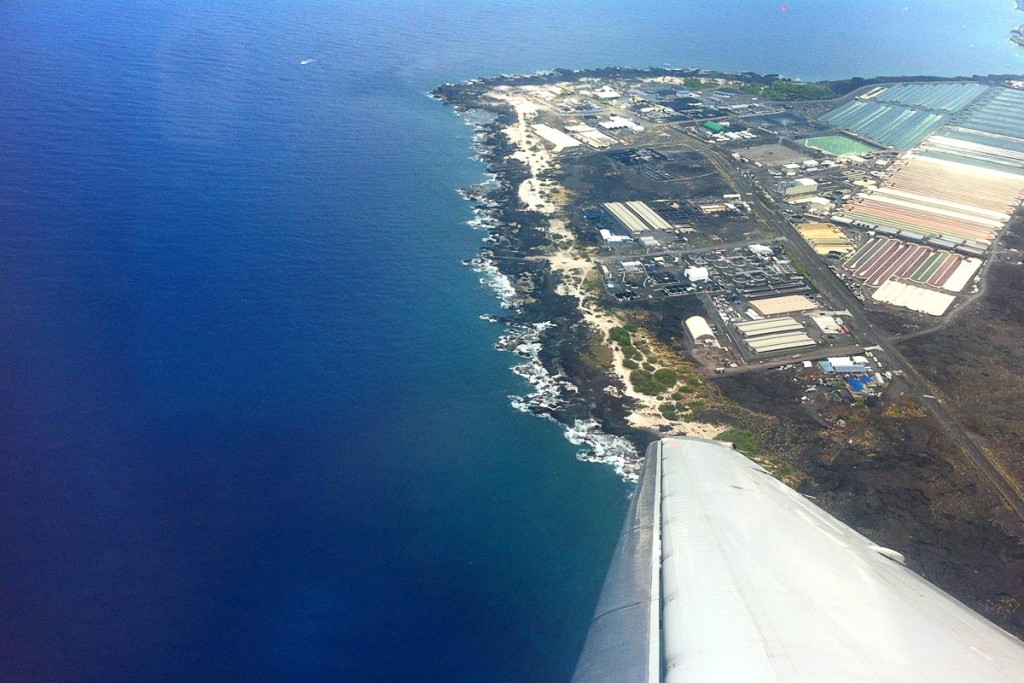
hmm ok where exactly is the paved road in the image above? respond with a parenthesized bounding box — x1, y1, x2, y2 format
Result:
(593, 236, 787, 265)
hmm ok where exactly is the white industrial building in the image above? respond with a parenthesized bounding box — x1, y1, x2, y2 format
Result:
(599, 116, 644, 132)
(734, 317, 803, 338)
(684, 316, 718, 346)
(599, 229, 632, 243)
(820, 356, 868, 373)
(777, 178, 819, 197)
(748, 294, 818, 318)
(684, 267, 709, 283)
(746, 332, 817, 354)
(604, 201, 671, 235)
(872, 279, 955, 316)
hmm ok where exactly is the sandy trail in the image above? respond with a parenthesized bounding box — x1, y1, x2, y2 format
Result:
(486, 87, 724, 441)
(546, 221, 724, 440)
(485, 90, 559, 214)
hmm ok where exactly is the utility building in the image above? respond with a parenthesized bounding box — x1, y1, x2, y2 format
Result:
(684, 316, 717, 346)
(684, 267, 710, 283)
(777, 178, 819, 197)
(748, 294, 818, 317)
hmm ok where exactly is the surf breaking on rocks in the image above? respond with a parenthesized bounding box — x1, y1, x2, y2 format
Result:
(452, 106, 639, 480)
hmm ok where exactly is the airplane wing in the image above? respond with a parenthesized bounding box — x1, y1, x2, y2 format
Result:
(572, 437, 1024, 682)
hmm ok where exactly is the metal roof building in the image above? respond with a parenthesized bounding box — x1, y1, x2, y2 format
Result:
(872, 279, 955, 316)
(748, 294, 818, 317)
(684, 266, 709, 283)
(684, 316, 716, 345)
(820, 355, 868, 373)
(777, 178, 819, 197)
(734, 317, 803, 338)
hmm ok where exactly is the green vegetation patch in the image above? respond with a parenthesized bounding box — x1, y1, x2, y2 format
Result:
(800, 135, 877, 157)
(715, 428, 758, 456)
(609, 326, 632, 347)
(752, 79, 834, 101)
(653, 368, 678, 386)
(630, 368, 679, 396)
(609, 326, 642, 361)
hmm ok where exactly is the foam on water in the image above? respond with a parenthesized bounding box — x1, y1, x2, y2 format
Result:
(456, 105, 642, 478)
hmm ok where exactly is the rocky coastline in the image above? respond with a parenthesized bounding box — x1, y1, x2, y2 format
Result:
(445, 89, 649, 478)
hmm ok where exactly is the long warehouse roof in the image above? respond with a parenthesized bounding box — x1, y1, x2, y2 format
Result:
(626, 201, 674, 231)
(603, 202, 648, 234)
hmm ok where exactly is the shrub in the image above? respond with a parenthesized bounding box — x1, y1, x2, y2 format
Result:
(653, 368, 678, 387)
(608, 327, 631, 347)
(630, 367, 678, 395)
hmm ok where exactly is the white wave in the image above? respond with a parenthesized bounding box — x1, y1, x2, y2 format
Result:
(466, 252, 521, 311)
(453, 105, 640, 481)
(498, 321, 640, 482)
(566, 420, 640, 482)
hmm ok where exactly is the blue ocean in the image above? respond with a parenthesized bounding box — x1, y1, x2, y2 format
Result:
(1, 2, 1020, 680)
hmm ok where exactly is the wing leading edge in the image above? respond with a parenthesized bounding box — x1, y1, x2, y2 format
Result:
(573, 437, 1024, 682)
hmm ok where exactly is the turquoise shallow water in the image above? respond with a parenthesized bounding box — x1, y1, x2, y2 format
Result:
(1, 2, 1021, 680)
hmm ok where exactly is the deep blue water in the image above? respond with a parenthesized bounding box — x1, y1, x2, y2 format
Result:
(1, 2, 1021, 680)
